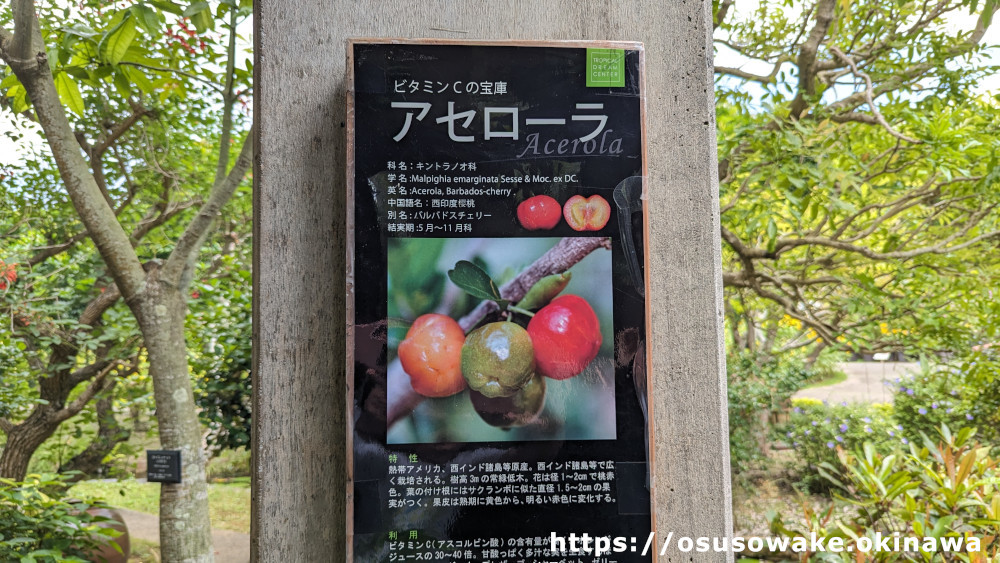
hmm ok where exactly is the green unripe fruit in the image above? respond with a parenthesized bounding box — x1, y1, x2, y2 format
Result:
(516, 272, 571, 311)
(470, 373, 546, 428)
(461, 322, 535, 398)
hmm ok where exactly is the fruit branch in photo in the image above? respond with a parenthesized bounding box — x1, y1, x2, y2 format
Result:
(386, 236, 611, 429)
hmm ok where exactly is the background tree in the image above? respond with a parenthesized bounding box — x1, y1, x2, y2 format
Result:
(188, 225, 252, 455)
(715, 0, 1000, 360)
(714, 0, 1000, 473)
(0, 0, 253, 560)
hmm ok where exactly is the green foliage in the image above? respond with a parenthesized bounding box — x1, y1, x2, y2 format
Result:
(447, 260, 509, 311)
(0, 0, 254, 475)
(386, 237, 447, 319)
(770, 427, 1000, 561)
(891, 366, 977, 447)
(784, 398, 897, 493)
(205, 448, 250, 480)
(189, 259, 252, 453)
(726, 353, 814, 472)
(0, 473, 120, 562)
(516, 273, 572, 310)
(955, 351, 1000, 445)
(716, 0, 1000, 361)
(784, 355, 1000, 493)
(2, 0, 253, 116)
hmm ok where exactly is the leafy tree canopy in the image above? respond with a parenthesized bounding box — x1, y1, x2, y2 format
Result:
(714, 0, 1000, 361)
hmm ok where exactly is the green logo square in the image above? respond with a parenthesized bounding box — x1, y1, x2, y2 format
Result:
(586, 48, 625, 87)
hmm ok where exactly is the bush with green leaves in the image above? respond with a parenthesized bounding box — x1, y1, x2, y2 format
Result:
(891, 365, 975, 446)
(953, 352, 1000, 447)
(769, 427, 1000, 561)
(0, 473, 121, 562)
(727, 352, 815, 473)
(189, 258, 253, 454)
(784, 398, 898, 493)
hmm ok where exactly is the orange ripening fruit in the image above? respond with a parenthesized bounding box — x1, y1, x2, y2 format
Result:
(398, 314, 467, 397)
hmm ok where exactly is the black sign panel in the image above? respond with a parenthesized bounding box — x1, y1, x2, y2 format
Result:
(347, 40, 652, 562)
(146, 450, 182, 483)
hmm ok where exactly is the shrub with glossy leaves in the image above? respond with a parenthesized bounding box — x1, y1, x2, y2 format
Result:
(0, 473, 121, 562)
(769, 426, 1000, 561)
(783, 399, 897, 493)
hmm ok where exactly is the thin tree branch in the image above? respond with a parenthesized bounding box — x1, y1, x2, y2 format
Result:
(93, 105, 153, 157)
(829, 46, 921, 144)
(790, 0, 838, 118)
(830, 112, 879, 125)
(162, 123, 255, 287)
(131, 197, 202, 244)
(831, 177, 937, 240)
(774, 219, 1000, 260)
(715, 0, 735, 28)
(79, 284, 122, 327)
(28, 231, 89, 266)
(715, 60, 786, 84)
(215, 8, 239, 185)
(55, 362, 122, 424)
(66, 358, 115, 389)
(455, 236, 613, 329)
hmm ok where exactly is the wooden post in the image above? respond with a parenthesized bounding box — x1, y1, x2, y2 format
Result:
(253, 2, 731, 561)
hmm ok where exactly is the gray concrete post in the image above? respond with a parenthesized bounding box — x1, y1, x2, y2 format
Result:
(253, 2, 731, 561)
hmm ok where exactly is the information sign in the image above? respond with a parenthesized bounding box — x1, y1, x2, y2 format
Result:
(147, 450, 182, 484)
(347, 39, 652, 562)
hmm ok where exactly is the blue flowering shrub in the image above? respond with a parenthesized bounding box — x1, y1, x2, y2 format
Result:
(890, 365, 975, 445)
(784, 398, 897, 493)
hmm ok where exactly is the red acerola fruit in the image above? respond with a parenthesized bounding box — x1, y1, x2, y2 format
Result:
(526, 295, 602, 380)
(516, 195, 562, 230)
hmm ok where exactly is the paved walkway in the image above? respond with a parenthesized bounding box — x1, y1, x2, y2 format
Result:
(793, 362, 921, 404)
(118, 508, 249, 562)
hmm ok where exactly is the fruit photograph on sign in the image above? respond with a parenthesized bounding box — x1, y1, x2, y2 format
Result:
(386, 237, 616, 444)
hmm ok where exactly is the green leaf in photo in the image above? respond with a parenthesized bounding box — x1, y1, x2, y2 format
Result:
(132, 4, 162, 34)
(448, 260, 508, 310)
(183, 0, 210, 16)
(516, 272, 571, 310)
(104, 14, 137, 65)
(53, 72, 84, 116)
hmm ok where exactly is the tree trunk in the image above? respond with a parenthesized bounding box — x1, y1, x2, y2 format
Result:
(0, 410, 60, 480)
(134, 279, 213, 562)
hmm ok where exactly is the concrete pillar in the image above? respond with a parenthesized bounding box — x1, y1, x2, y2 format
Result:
(253, 2, 731, 560)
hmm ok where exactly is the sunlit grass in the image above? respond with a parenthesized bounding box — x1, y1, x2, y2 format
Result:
(70, 479, 251, 533)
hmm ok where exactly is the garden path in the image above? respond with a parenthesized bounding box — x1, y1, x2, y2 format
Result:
(117, 508, 250, 562)
(792, 362, 921, 404)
